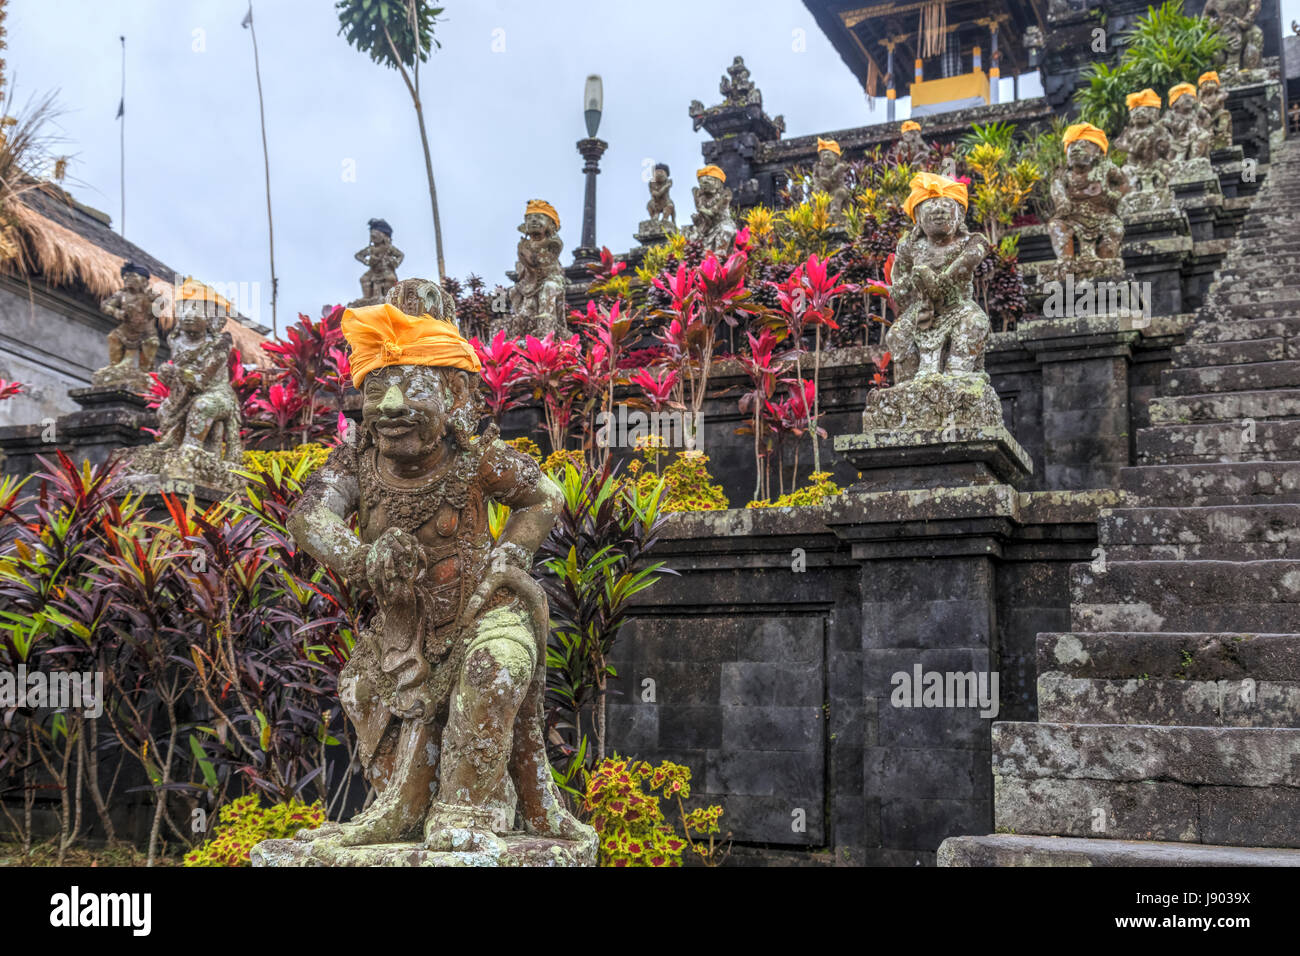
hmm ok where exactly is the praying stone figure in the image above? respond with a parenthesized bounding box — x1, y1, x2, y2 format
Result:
(871, 173, 1002, 429)
(122, 289, 242, 493)
(1047, 123, 1128, 278)
(889, 120, 938, 168)
(1204, 0, 1264, 73)
(95, 261, 162, 392)
(683, 165, 737, 256)
(1164, 84, 1212, 160)
(1197, 71, 1234, 151)
(1114, 90, 1176, 214)
(636, 164, 677, 245)
(353, 218, 405, 307)
(264, 279, 595, 867)
(810, 138, 851, 225)
(504, 199, 567, 340)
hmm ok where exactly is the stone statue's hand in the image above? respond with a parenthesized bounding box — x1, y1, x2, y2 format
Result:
(367, 528, 426, 608)
(460, 552, 545, 630)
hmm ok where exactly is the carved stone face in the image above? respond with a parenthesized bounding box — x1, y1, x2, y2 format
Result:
(1129, 106, 1158, 128)
(370, 228, 389, 246)
(915, 196, 962, 240)
(1200, 80, 1220, 97)
(1172, 94, 1196, 114)
(361, 365, 457, 466)
(522, 213, 555, 238)
(1066, 139, 1102, 166)
(123, 272, 149, 294)
(818, 149, 837, 165)
(698, 176, 722, 197)
(653, 167, 667, 183)
(176, 300, 212, 335)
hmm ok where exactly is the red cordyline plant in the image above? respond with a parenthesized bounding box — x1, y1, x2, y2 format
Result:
(764, 377, 822, 493)
(518, 332, 583, 454)
(0, 378, 23, 400)
(736, 328, 787, 501)
(244, 307, 351, 449)
(652, 237, 755, 443)
(571, 298, 636, 466)
(471, 329, 526, 424)
(774, 254, 854, 475)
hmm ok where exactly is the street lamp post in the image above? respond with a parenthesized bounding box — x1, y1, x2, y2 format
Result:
(574, 74, 607, 264)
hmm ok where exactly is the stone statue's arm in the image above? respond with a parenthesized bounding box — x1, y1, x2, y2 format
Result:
(287, 448, 366, 579)
(354, 246, 372, 266)
(1050, 172, 1069, 212)
(482, 442, 560, 562)
(101, 291, 125, 319)
(945, 232, 990, 282)
(390, 246, 405, 270)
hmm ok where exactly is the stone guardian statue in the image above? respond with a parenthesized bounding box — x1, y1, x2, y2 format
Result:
(271, 278, 595, 866)
(95, 261, 163, 392)
(683, 165, 737, 256)
(352, 218, 405, 307)
(810, 138, 852, 226)
(504, 200, 567, 339)
(1047, 123, 1129, 277)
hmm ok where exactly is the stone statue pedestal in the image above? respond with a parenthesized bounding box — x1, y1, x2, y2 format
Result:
(833, 372, 1032, 492)
(91, 361, 154, 394)
(0, 386, 156, 477)
(634, 219, 676, 248)
(251, 831, 597, 867)
(118, 445, 244, 499)
(1030, 258, 1128, 285)
(1119, 185, 1179, 220)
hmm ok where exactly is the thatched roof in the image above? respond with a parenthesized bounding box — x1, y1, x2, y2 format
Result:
(0, 181, 271, 367)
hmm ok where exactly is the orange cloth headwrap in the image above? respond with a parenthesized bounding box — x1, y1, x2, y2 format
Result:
(1063, 122, 1110, 155)
(901, 120, 921, 133)
(1198, 71, 1220, 88)
(342, 303, 481, 388)
(697, 165, 726, 181)
(817, 137, 841, 155)
(1168, 82, 1196, 105)
(525, 199, 560, 227)
(1126, 88, 1161, 111)
(902, 172, 968, 222)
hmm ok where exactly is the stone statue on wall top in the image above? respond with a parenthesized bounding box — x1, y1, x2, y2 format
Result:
(1047, 123, 1128, 276)
(1203, 0, 1264, 73)
(1196, 71, 1234, 151)
(683, 165, 737, 256)
(810, 138, 852, 225)
(1114, 90, 1175, 213)
(122, 290, 242, 492)
(353, 218, 404, 307)
(95, 261, 163, 392)
(504, 200, 567, 339)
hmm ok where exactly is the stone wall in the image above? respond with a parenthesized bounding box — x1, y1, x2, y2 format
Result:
(606, 489, 1114, 865)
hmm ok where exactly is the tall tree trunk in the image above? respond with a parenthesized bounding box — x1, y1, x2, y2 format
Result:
(383, 17, 446, 281)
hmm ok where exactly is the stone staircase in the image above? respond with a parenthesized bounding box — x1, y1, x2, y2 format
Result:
(941, 140, 1300, 866)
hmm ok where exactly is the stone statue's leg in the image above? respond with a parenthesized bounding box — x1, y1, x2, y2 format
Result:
(510, 655, 592, 841)
(1098, 220, 1124, 260)
(425, 606, 534, 851)
(1046, 218, 1074, 261)
(184, 394, 218, 448)
(107, 327, 126, 367)
(140, 334, 160, 370)
(946, 307, 991, 373)
(884, 314, 919, 383)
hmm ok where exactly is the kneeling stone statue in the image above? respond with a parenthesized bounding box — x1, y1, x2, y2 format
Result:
(260, 278, 595, 867)
(873, 172, 1001, 430)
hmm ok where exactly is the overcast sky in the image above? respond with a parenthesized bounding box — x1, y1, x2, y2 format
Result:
(9, 1, 1290, 336)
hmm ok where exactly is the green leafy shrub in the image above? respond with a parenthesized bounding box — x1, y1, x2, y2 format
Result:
(584, 757, 728, 867)
(242, 442, 333, 479)
(747, 471, 843, 508)
(630, 451, 729, 513)
(183, 795, 325, 867)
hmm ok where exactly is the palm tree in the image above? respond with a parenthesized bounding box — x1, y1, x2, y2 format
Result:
(336, 0, 447, 280)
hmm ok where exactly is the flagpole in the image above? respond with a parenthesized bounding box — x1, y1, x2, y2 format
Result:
(243, 2, 277, 337)
(118, 35, 125, 236)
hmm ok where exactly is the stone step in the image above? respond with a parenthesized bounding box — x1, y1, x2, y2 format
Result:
(1135, 420, 1300, 464)
(1209, 290, 1300, 308)
(1148, 389, 1300, 425)
(1205, 300, 1300, 321)
(1070, 559, 1300, 632)
(1037, 632, 1300, 681)
(1160, 360, 1300, 395)
(992, 722, 1300, 847)
(1037, 674, 1300, 727)
(1119, 461, 1300, 506)
(1187, 316, 1300, 344)
(1171, 337, 1285, 368)
(1097, 504, 1300, 559)
(938, 834, 1300, 866)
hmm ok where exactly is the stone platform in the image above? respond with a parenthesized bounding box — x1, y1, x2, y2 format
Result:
(252, 831, 597, 868)
(938, 834, 1300, 867)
